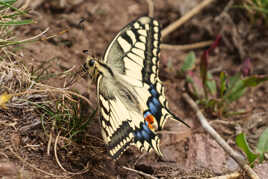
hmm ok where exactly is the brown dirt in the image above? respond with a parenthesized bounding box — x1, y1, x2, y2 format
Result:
(1, 0, 268, 178)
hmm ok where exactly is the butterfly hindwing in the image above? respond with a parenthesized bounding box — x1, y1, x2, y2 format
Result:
(97, 76, 162, 159)
(98, 90, 134, 159)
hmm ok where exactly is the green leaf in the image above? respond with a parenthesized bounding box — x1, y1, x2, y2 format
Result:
(236, 133, 258, 166)
(181, 51, 196, 73)
(0, 19, 33, 26)
(224, 73, 244, 102)
(228, 73, 241, 89)
(200, 51, 208, 85)
(224, 75, 268, 102)
(2, 9, 31, 19)
(206, 72, 217, 96)
(0, 0, 16, 5)
(220, 71, 227, 97)
(243, 76, 268, 87)
(224, 79, 246, 102)
(256, 128, 268, 162)
(0, 0, 27, 14)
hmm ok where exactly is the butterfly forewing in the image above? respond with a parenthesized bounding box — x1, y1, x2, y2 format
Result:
(103, 17, 160, 87)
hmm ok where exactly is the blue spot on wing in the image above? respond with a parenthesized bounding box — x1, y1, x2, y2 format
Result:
(143, 111, 151, 118)
(133, 84, 166, 150)
(152, 97, 161, 107)
(141, 129, 150, 140)
(142, 122, 152, 134)
(150, 85, 159, 97)
(148, 96, 162, 117)
(147, 85, 164, 127)
(136, 131, 142, 140)
(134, 123, 155, 145)
(148, 101, 157, 115)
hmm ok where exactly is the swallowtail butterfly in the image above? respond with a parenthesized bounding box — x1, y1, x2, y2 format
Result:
(83, 16, 189, 160)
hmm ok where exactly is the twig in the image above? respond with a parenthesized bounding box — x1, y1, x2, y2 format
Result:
(161, 0, 215, 39)
(145, 0, 154, 17)
(122, 166, 158, 179)
(161, 41, 213, 51)
(182, 93, 259, 179)
(8, 147, 69, 178)
(208, 171, 240, 179)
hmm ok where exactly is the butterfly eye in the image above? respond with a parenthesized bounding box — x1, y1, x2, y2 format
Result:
(89, 59, 95, 67)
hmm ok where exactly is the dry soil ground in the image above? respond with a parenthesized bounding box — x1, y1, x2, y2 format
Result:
(1, 0, 268, 178)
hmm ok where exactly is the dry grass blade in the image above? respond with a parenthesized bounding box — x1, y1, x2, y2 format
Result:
(47, 119, 56, 156)
(161, 41, 213, 50)
(54, 131, 89, 175)
(0, 28, 49, 48)
(208, 171, 240, 179)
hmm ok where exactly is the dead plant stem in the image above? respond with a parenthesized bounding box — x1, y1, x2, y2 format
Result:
(161, 41, 213, 51)
(161, 0, 215, 39)
(182, 93, 259, 179)
(145, 0, 154, 17)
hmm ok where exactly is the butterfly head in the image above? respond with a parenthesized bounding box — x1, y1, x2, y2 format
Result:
(83, 56, 99, 82)
(83, 56, 94, 69)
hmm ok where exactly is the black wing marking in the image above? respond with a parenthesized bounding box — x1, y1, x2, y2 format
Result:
(103, 17, 161, 87)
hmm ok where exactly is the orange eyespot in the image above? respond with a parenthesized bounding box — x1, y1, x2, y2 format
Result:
(145, 114, 155, 129)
